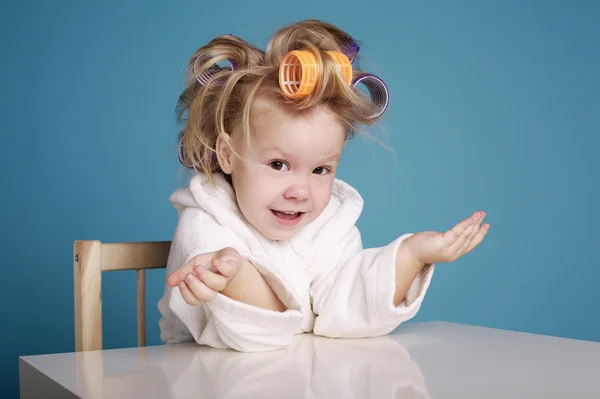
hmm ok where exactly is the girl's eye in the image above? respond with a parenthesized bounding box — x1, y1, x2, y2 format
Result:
(269, 161, 289, 171)
(313, 167, 330, 175)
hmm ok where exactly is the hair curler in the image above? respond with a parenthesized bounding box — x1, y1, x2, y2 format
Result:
(178, 135, 193, 168)
(341, 41, 360, 64)
(352, 74, 389, 119)
(279, 50, 352, 99)
(194, 56, 236, 86)
(178, 135, 218, 170)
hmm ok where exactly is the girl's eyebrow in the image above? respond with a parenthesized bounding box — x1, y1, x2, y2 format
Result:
(322, 153, 341, 163)
(263, 145, 340, 163)
(262, 145, 290, 157)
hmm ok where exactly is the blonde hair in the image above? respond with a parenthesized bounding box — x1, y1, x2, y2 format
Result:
(176, 19, 385, 185)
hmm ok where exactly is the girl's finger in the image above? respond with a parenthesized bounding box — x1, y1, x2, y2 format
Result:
(178, 281, 201, 306)
(447, 225, 474, 257)
(195, 265, 229, 292)
(212, 258, 239, 278)
(454, 224, 478, 256)
(463, 224, 490, 255)
(446, 213, 480, 254)
(167, 253, 213, 287)
(217, 247, 239, 260)
(442, 212, 478, 246)
(184, 273, 217, 302)
(456, 213, 485, 255)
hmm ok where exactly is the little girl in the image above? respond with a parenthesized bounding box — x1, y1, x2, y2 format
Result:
(157, 20, 489, 352)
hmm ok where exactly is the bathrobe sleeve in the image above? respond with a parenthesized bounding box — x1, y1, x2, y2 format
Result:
(309, 226, 434, 338)
(157, 206, 304, 352)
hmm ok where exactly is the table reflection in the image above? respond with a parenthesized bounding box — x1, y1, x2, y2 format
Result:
(92, 333, 430, 399)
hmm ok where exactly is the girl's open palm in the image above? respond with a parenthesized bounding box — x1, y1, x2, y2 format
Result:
(404, 211, 489, 265)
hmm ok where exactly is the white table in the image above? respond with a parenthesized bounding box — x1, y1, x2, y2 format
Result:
(19, 321, 600, 398)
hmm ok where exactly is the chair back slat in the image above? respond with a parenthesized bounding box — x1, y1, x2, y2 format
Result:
(137, 269, 146, 347)
(101, 241, 171, 271)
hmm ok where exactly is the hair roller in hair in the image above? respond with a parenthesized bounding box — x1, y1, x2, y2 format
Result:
(178, 137, 191, 168)
(279, 50, 352, 99)
(178, 135, 218, 170)
(194, 56, 237, 86)
(341, 41, 360, 64)
(326, 51, 353, 83)
(351, 74, 389, 119)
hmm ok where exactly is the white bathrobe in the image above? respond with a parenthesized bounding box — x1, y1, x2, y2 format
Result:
(157, 173, 435, 352)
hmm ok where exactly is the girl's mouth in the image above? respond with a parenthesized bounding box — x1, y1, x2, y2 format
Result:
(271, 210, 305, 225)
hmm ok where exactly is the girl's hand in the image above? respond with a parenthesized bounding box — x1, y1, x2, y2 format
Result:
(402, 211, 489, 266)
(166, 247, 244, 306)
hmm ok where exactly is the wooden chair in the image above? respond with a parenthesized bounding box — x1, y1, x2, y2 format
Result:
(73, 240, 171, 351)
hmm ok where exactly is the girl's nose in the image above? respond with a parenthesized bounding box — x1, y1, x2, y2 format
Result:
(283, 180, 310, 201)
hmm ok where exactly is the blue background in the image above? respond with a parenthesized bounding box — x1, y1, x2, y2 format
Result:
(1, 0, 598, 397)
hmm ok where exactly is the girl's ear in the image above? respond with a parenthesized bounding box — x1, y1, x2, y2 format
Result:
(215, 135, 233, 174)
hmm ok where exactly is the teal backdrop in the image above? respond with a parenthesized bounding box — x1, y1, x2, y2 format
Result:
(1, 0, 598, 397)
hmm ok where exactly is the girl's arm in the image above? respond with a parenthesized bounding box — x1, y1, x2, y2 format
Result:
(221, 257, 287, 312)
(392, 245, 427, 306)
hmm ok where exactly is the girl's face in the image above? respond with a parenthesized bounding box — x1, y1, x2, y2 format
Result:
(217, 96, 346, 241)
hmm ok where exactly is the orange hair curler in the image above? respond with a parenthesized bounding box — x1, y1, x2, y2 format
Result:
(279, 50, 352, 99)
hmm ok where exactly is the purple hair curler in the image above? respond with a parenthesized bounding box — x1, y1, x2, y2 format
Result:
(178, 136, 192, 168)
(178, 136, 218, 170)
(342, 41, 360, 64)
(193, 56, 236, 86)
(351, 74, 389, 119)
